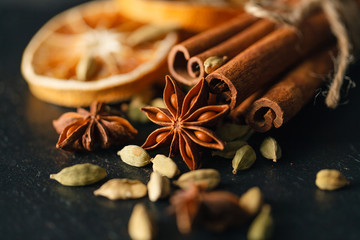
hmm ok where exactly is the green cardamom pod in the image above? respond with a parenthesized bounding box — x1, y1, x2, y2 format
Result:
(128, 203, 156, 240)
(173, 169, 220, 190)
(127, 97, 149, 123)
(76, 53, 100, 81)
(50, 163, 107, 186)
(212, 140, 247, 159)
(94, 178, 147, 200)
(150, 98, 166, 108)
(315, 169, 349, 190)
(260, 137, 281, 162)
(247, 204, 274, 240)
(204, 56, 228, 74)
(215, 123, 253, 142)
(232, 145, 256, 174)
(147, 172, 171, 202)
(118, 145, 151, 167)
(239, 187, 263, 216)
(151, 154, 180, 179)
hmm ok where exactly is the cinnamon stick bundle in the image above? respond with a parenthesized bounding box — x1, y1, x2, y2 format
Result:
(205, 12, 334, 110)
(243, 47, 335, 132)
(168, 13, 262, 85)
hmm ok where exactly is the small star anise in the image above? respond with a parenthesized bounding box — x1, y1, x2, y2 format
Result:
(53, 101, 137, 151)
(169, 184, 249, 234)
(141, 76, 229, 170)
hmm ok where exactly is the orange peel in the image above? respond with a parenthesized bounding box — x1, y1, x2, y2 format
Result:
(115, 0, 243, 32)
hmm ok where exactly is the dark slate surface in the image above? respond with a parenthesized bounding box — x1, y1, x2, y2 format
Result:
(1, 1, 360, 239)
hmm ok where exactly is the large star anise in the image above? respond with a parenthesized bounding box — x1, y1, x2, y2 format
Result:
(53, 101, 137, 151)
(141, 76, 229, 170)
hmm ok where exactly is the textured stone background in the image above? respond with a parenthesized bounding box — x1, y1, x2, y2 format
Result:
(1, 1, 360, 239)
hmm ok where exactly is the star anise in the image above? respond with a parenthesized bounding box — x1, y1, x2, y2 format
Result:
(141, 76, 229, 170)
(169, 184, 249, 234)
(53, 101, 137, 151)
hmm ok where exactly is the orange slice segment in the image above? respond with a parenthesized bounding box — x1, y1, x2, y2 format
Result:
(115, 0, 243, 32)
(21, 0, 178, 107)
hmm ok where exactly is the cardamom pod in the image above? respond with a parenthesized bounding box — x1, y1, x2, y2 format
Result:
(173, 169, 220, 190)
(151, 154, 180, 179)
(315, 169, 349, 190)
(147, 171, 171, 202)
(215, 123, 252, 142)
(232, 144, 256, 174)
(94, 178, 147, 200)
(128, 203, 156, 240)
(127, 24, 178, 47)
(239, 187, 263, 216)
(117, 145, 151, 167)
(150, 98, 166, 108)
(76, 53, 100, 81)
(204, 56, 228, 74)
(260, 137, 282, 162)
(127, 97, 149, 123)
(50, 163, 107, 186)
(247, 204, 274, 240)
(212, 140, 247, 159)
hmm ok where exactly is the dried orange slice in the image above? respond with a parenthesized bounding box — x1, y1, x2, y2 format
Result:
(21, 0, 178, 107)
(115, 0, 243, 32)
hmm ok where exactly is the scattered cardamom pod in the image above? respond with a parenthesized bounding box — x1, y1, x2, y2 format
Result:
(215, 123, 252, 142)
(243, 128, 255, 141)
(204, 56, 228, 74)
(239, 187, 263, 217)
(247, 204, 274, 240)
(260, 137, 282, 162)
(76, 53, 100, 81)
(50, 163, 107, 186)
(150, 98, 166, 108)
(117, 145, 151, 167)
(127, 24, 178, 47)
(212, 140, 247, 159)
(147, 171, 171, 202)
(232, 144, 256, 174)
(151, 154, 180, 179)
(127, 97, 149, 123)
(173, 169, 220, 190)
(94, 178, 147, 200)
(315, 169, 350, 190)
(128, 203, 156, 240)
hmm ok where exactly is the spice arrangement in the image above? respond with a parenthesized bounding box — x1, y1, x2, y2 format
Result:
(20, 0, 359, 239)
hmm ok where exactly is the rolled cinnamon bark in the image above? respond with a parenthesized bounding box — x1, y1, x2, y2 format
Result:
(188, 20, 276, 83)
(229, 89, 266, 123)
(205, 12, 334, 110)
(168, 13, 259, 85)
(245, 47, 335, 132)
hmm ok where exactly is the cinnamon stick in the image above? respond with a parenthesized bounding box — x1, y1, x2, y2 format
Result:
(245, 47, 335, 132)
(168, 13, 259, 85)
(205, 12, 334, 110)
(229, 89, 266, 123)
(188, 20, 276, 82)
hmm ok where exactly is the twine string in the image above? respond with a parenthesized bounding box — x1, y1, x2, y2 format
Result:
(244, 0, 358, 109)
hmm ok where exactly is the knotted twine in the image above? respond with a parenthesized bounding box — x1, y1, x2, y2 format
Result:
(242, 0, 360, 108)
